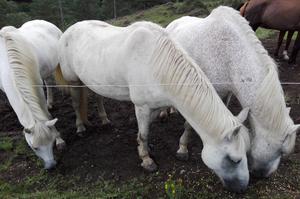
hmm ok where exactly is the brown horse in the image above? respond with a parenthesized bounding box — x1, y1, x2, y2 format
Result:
(240, 0, 300, 64)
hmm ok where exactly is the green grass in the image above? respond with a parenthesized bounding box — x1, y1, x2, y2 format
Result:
(256, 28, 277, 40)
(0, 137, 13, 151)
(110, 1, 278, 42)
(110, 2, 209, 27)
(0, 176, 152, 199)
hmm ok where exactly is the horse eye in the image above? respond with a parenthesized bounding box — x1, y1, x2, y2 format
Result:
(33, 147, 39, 151)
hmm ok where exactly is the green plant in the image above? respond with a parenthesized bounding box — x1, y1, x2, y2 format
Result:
(164, 175, 184, 199)
(0, 137, 13, 151)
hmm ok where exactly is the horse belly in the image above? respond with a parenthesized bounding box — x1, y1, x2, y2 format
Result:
(76, 63, 131, 101)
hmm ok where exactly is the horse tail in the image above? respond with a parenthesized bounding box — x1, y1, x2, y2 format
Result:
(80, 86, 89, 125)
(54, 63, 70, 94)
(54, 64, 89, 124)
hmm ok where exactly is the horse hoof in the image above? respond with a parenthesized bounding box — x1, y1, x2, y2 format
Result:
(56, 142, 66, 151)
(77, 126, 86, 133)
(101, 118, 111, 126)
(176, 152, 189, 161)
(142, 162, 158, 172)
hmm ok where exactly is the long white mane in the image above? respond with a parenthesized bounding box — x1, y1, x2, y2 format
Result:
(0, 29, 55, 145)
(211, 6, 293, 135)
(150, 28, 245, 141)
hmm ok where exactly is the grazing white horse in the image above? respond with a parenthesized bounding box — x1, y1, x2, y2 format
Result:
(56, 20, 251, 192)
(166, 6, 300, 178)
(0, 20, 65, 169)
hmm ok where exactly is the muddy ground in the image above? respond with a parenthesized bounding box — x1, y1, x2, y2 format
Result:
(0, 37, 300, 198)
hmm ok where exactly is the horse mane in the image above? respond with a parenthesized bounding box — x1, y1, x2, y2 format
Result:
(1, 29, 55, 145)
(150, 29, 248, 143)
(212, 6, 293, 135)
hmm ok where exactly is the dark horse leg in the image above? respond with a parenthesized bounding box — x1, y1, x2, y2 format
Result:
(289, 32, 300, 65)
(274, 31, 286, 57)
(283, 31, 295, 60)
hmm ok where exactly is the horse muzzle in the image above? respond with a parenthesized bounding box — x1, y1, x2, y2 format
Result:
(223, 178, 249, 193)
(44, 160, 57, 170)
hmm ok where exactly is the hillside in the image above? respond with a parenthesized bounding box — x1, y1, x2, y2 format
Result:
(109, 1, 275, 39)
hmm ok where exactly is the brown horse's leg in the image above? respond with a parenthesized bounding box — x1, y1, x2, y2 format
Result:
(283, 31, 295, 60)
(275, 31, 286, 57)
(289, 32, 300, 65)
(285, 31, 295, 51)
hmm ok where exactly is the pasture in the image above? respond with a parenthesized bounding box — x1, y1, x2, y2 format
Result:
(0, 36, 299, 198)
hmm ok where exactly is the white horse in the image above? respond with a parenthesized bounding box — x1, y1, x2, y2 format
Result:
(56, 20, 251, 192)
(0, 20, 65, 169)
(166, 6, 300, 178)
(18, 20, 63, 109)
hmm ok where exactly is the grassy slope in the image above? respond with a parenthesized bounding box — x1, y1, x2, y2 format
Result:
(109, 1, 276, 39)
(0, 1, 291, 199)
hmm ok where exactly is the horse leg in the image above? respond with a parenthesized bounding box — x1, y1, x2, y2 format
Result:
(95, 95, 110, 125)
(225, 92, 233, 107)
(135, 105, 157, 172)
(55, 133, 66, 151)
(283, 31, 295, 61)
(70, 82, 86, 134)
(159, 107, 177, 119)
(289, 32, 300, 65)
(170, 107, 177, 114)
(44, 79, 54, 109)
(176, 121, 193, 161)
(274, 31, 285, 58)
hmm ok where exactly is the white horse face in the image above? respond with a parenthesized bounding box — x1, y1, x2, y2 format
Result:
(201, 126, 249, 193)
(23, 119, 58, 170)
(249, 122, 299, 178)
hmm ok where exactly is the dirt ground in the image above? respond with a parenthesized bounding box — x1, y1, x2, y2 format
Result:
(0, 37, 300, 198)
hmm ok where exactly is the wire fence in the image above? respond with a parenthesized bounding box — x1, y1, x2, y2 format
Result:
(32, 82, 300, 88)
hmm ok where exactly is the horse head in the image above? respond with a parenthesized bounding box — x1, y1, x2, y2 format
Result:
(201, 108, 250, 193)
(248, 108, 300, 178)
(24, 118, 59, 170)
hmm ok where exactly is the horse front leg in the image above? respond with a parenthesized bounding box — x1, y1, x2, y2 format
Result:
(176, 121, 193, 161)
(135, 105, 157, 172)
(70, 82, 86, 135)
(274, 31, 285, 58)
(44, 79, 54, 109)
(55, 133, 66, 151)
(95, 95, 110, 125)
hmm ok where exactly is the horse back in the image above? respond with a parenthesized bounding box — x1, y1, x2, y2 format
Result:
(19, 20, 62, 77)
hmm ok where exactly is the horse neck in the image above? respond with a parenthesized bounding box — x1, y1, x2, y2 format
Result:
(4, 70, 49, 128)
(239, 62, 289, 135)
(0, 33, 49, 129)
(233, 61, 268, 109)
(152, 36, 238, 141)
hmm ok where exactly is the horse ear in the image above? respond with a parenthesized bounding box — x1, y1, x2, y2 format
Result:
(45, 118, 58, 127)
(223, 125, 242, 141)
(236, 107, 250, 123)
(286, 107, 291, 115)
